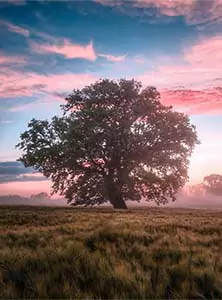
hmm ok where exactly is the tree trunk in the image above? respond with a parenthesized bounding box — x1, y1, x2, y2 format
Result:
(111, 193, 128, 209)
(105, 176, 128, 209)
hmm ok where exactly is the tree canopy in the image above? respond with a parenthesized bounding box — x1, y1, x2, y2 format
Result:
(16, 79, 199, 209)
(203, 174, 222, 196)
(30, 192, 49, 200)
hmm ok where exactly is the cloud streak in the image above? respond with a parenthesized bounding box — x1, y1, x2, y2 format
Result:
(161, 88, 222, 114)
(136, 35, 222, 113)
(6, 0, 26, 5)
(0, 161, 46, 183)
(0, 174, 46, 183)
(31, 39, 97, 61)
(134, 0, 221, 25)
(0, 20, 29, 37)
(0, 120, 13, 124)
(0, 161, 33, 175)
(0, 14, 221, 115)
(0, 67, 97, 99)
(140, 34, 222, 88)
(99, 53, 126, 62)
(30, 36, 127, 64)
(0, 53, 27, 65)
(97, 0, 222, 26)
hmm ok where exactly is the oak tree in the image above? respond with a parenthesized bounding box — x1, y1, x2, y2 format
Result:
(16, 79, 199, 209)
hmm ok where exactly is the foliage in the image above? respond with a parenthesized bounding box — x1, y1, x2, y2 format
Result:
(188, 183, 205, 196)
(30, 192, 49, 199)
(16, 79, 199, 208)
(0, 206, 221, 299)
(203, 174, 222, 196)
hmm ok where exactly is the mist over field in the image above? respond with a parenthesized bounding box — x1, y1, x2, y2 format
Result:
(0, 193, 221, 209)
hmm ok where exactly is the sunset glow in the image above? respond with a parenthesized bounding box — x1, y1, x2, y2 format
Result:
(1, 0, 222, 196)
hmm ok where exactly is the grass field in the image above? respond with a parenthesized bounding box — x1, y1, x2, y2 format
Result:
(0, 206, 222, 299)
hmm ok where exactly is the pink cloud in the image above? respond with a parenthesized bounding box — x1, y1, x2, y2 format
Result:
(136, 35, 222, 114)
(1, 32, 221, 115)
(6, 0, 26, 5)
(32, 30, 59, 43)
(135, 0, 195, 17)
(0, 20, 29, 37)
(138, 35, 222, 89)
(98, 0, 222, 26)
(0, 68, 97, 99)
(160, 88, 222, 114)
(137, 63, 222, 91)
(16, 172, 45, 180)
(31, 39, 97, 61)
(0, 53, 27, 65)
(134, 56, 145, 64)
(185, 36, 222, 67)
(96, 0, 122, 6)
(135, 0, 209, 26)
(99, 53, 126, 62)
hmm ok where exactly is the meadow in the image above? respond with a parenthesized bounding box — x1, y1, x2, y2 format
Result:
(0, 206, 221, 299)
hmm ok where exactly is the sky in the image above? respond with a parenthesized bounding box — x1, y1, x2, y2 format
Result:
(1, 0, 222, 196)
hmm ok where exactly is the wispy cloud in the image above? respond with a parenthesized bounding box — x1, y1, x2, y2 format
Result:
(161, 88, 222, 114)
(31, 39, 97, 61)
(0, 161, 33, 175)
(97, 0, 222, 26)
(137, 35, 222, 89)
(0, 53, 27, 65)
(99, 53, 126, 62)
(134, 56, 145, 64)
(0, 161, 47, 184)
(142, 0, 222, 26)
(6, 0, 26, 5)
(185, 35, 222, 68)
(0, 67, 97, 100)
(136, 35, 222, 113)
(0, 20, 29, 37)
(30, 32, 126, 63)
(0, 174, 46, 184)
(8, 100, 48, 112)
(0, 120, 13, 124)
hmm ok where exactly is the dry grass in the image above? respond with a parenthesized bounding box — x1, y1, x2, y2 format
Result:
(0, 206, 222, 299)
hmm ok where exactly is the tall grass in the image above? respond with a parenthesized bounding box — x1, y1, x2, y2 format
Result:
(0, 206, 221, 299)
